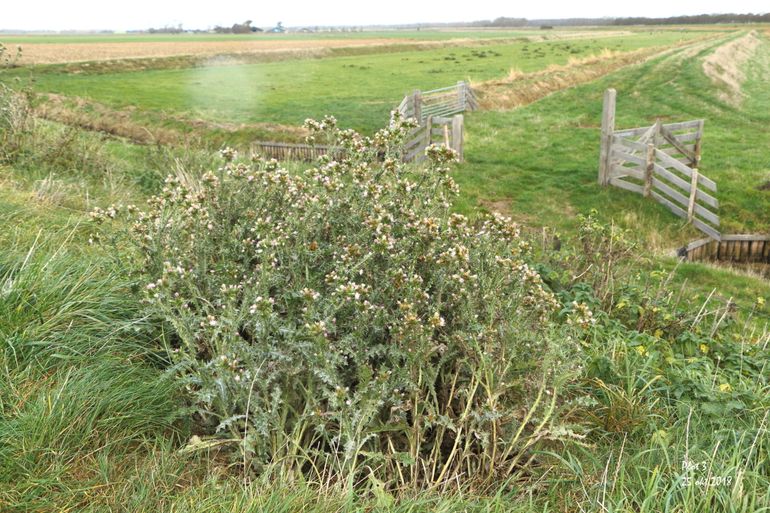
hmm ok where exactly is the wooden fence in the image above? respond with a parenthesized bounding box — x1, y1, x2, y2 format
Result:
(252, 141, 342, 162)
(402, 114, 465, 163)
(598, 88, 720, 239)
(397, 81, 479, 123)
(679, 235, 770, 263)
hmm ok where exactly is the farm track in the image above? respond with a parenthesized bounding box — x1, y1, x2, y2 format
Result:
(473, 34, 727, 111)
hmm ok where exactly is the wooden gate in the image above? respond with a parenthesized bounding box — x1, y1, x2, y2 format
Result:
(402, 114, 464, 163)
(598, 89, 720, 239)
(397, 81, 478, 123)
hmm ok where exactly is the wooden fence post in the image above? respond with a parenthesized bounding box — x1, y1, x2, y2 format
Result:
(598, 88, 616, 186)
(425, 115, 433, 150)
(457, 81, 467, 111)
(644, 143, 655, 197)
(693, 120, 704, 168)
(413, 90, 422, 122)
(452, 114, 464, 162)
(687, 169, 699, 222)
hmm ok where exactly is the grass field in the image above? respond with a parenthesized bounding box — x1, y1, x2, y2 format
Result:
(15, 31, 706, 132)
(2, 26, 770, 512)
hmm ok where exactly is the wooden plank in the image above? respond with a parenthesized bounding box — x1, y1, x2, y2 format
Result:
(720, 234, 770, 242)
(685, 237, 713, 252)
(651, 190, 687, 220)
(599, 89, 617, 186)
(660, 123, 696, 161)
(425, 115, 433, 149)
(692, 218, 722, 241)
(422, 84, 461, 95)
(613, 136, 649, 153)
(413, 90, 422, 122)
(611, 148, 647, 167)
(661, 119, 704, 131)
(610, 177, 645, 195)
(655, 149, 717, 192)
(613, 126, 652, 138)
(452, 114, 464, 162)
(423, 98, 463, 108)
(657, 143, 697, 153)
(643, 143, 655, 198)
(672, 132, 699, 143)
(404, 132, 426, 150)
(405, 146, 425, 162)
(651, 178, 689, 210)
(750, 240, 762, 261)
(687, 168, 699, 221)
(637, 121, 659, 144)
(655, 164, 719, 208)
(652, 163, 692, 195)
(611, 164, 644, 181)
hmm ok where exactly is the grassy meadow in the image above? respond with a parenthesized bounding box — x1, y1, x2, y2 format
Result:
(14, 31, 705, 133)
(1, 26, 770, 512)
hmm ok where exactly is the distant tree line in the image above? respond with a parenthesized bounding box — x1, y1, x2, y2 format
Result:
(147, 24, 184, 34)
(610, 13, 770, 25)
(386, 12, 769, 29)
(212, 20, 262, 33)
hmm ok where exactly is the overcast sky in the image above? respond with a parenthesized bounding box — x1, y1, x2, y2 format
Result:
(3, 1, 769, 31)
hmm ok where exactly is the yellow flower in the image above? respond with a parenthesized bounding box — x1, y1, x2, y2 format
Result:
(718, 383, 732, 393)
(699, 344, 709, 355)
(635, 345, 647, 356)
(757, 297, 766, 307)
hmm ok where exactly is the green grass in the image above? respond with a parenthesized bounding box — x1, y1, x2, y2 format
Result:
(11, 32, 703, 133)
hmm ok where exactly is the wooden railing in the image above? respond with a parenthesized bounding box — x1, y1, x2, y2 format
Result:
(252, 141, 342, 162)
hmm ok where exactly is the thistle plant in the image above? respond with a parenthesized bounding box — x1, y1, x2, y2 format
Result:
(94, 113, 580, 490)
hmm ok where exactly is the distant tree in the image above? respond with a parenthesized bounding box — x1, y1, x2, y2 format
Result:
(232, 20, 253, 34)
(490, 17, 528, 27)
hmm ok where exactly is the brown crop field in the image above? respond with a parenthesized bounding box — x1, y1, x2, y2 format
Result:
(16, 38, 412, 64)
(13, 30, 640, 65)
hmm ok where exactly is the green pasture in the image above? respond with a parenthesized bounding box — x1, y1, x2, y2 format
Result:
(15, 32, 702, 133)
